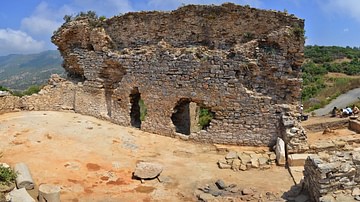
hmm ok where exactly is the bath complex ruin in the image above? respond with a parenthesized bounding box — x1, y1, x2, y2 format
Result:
(6, 3, 360, 201)
(1, 3, 308, 151)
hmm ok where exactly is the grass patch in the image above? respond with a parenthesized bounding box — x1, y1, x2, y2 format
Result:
(139, 99, 147, 122)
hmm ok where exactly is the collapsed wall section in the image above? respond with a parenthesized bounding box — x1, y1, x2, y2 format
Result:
(0, 75, 76, 112)
(5, 3, 305, 148)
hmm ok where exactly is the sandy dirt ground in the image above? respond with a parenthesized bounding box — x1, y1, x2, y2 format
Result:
(0, 111, 296, 202)
(302, 116, 357, 145)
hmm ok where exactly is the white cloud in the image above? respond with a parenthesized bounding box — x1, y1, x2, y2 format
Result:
(319, 0, 360, 22)
(12, 0, 133, 55)
(21, 2, 73, 36)
(72, 0, 133, 16)
(21, 0, 134, 37)
(0, 29, 45, 55)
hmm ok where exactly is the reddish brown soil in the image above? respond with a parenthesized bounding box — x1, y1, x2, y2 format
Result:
(0, 111, 296, 201)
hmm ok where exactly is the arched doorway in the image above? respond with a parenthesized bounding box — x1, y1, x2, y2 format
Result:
(130, 87, 141, 128)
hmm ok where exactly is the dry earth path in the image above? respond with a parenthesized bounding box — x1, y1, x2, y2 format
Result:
(0, 111, 295, 201)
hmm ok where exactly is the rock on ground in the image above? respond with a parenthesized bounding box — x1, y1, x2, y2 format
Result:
(133, 162, 163, 179)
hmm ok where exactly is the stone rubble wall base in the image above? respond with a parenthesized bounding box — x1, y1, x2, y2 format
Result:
(304, 151, 360, 202)
(349, 120, 360, 133)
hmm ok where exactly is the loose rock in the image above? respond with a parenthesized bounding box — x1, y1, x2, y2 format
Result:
(215, 179, 227, 190)
(133, 162, 163, 180)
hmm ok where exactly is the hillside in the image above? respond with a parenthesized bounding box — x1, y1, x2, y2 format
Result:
(302, 45, 360, 111)
(0, 50, 64, 90)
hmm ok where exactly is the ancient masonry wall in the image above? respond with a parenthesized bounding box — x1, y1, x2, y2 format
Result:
(0, 4, 307, 150)
(350, 120, 360, 133)
(304, 152, 360, 201)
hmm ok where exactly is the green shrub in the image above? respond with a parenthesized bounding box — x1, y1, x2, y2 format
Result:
(292, 26, 305, 40)
(0, 166, 16, 186)
(23, 85, 41, 96)
(0, 86, 9, 92)
(199, 108, 214, 129)
(99, 16, 106, 21)
(11, 85, 41, 97)
(139, 99, 147, 122)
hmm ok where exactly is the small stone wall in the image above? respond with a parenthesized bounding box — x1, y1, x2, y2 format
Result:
(304, 151, 360, 201)
(303, 118, 349, 132)
(0, 75, 76, 113)
(349, 120, 360, 133)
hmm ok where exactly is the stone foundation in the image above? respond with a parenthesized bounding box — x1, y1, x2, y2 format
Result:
(304, 151, 360, 201)
(349, 119, 360, 133)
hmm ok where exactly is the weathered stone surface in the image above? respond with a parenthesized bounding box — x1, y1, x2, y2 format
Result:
(225, 151, 238, 160)
(8, 188, 35, 202)
(275, 137, 286, 166)
(242, 188, 254, 195)
(258, 157, 268, 166)
(288, 153, 312, 166)
(133, 162, 163, 179)
(208, 184, 222, 196)
(48, 3, 306, 147)
(218, 160, 231, 169)
(218, 151, 272, 171)
(231, 159, 241, 171)
(353, 187, 360, 196)
(239, 164, 247, 171)
(251, 158, 260, 168)
(197, 193, 216, 201)
(294, 194, 309, 202)
(349, 120, 360, 133)
(215, 179, 227, 190)
(304, 151, 360, 202)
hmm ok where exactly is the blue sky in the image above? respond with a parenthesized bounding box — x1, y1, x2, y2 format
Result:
(0, 0, 360, 56)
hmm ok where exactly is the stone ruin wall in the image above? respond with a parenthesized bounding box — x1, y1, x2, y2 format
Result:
(0, 4, 307, 151)
(304, 151, 360, 201)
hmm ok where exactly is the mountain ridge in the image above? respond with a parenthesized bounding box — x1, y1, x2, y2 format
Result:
(0, 50, 64, 91)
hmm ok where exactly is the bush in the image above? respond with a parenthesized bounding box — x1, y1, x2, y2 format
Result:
(292, 26, 305, 40)
(23, 85, 41, 96)
(199, 108, 214, 129)
(0, 166, 16, 186)
(62, 11, 104, 27)
(99, 16, 106, 21)
(0, 86, 9, 92)
(11, 85, 41, 97)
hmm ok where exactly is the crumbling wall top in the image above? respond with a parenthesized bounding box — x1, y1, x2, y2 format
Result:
(104, 3, 304, 50)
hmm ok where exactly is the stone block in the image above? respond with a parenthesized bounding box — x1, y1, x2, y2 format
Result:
(239, 164, 247, 171)
(288, 153, 312, 167)
(225, 151, 238, 160)
(251, 158, 259, 168)
(238, 153, 251, 164)
(9, 188, 35, 202)
(218, 160, 231, 169)
(275, 137, 286, 166)
(289, 166, 304, 185)
(258, 157, 268, 166)
(231, 159, 241, 171)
